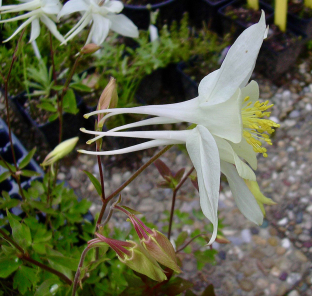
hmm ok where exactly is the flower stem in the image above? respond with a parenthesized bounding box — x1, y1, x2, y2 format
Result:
(96, 145, 173, 227)
(175, 233, 206, 253)
(0, 229, 72, 285)
(167, 166, 194, 239)
(2, 28, 27, 201)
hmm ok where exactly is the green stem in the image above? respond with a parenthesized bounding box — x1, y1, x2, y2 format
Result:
(176, 233, 206, 253)
(167, 166, 194, 239)
(96, 145, 173, 227)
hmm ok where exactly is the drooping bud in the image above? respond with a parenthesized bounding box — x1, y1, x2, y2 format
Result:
(115, 205, 181, 273)
(80, 43, 101, 55)
(245, 179, 276, 216)
(41, 137, 78, 168)
(91, 233, 167, 282)
(97, 77, 118, 127)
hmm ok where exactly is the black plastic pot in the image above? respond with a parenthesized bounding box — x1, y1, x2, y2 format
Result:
(189, 0, 232, 34)
(256, 24, 307, 80)
(218, 0, 274, 38)
(176, 62, 198, 101)
(260, 0, 312, 39)
(0, 117, 44, 199)
(122, 0, 188, 30)
(11, 91, 87, 148)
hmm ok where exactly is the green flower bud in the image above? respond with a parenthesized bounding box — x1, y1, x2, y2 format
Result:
(41, 137, 78, 167)
(92, 233, 166, 282)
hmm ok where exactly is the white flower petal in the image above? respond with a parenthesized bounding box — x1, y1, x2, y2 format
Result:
(213, 136, 256, 181)
(106, 14, 139, 38)
(3, 15, 36, 42)
(202, 11, 266, 105)
(78, 139, 179, 155)
(0, 1, 40, 13)
(109, 117, 181, 132)
(42, 2, 62, 15)
(241, 80, 259, 103)
(221, 161, 263, 225)
(103, 0, 124, 13)
(199, 88, 242, 143)
(64, 13, 92, 43)
(40, 14, 65, 43)
(57, 0, 88, 20)
(230, 138, 257, 170)
(0, 10, 38, 23)
(197, 69, 219, 104)
(91, 13, 110, 44)
(186, 126, 220, 245)
(29, 17, 40, 42)
(81, 128, 190, 143)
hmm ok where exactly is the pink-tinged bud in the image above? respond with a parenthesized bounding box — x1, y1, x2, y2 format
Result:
(97, 77, 118, 126)
(80, 43, 101, 55)
(91, 233, 166, 282)
(115, 205, 181, 273)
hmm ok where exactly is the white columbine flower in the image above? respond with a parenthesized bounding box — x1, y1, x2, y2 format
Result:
(57, 0, 139, 45)
(79, 12, 279, 244)
(0, 0, 65, 43)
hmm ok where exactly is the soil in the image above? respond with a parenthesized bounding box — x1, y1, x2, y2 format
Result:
(265, 24, 301, 52)
(122, 0, 169, 5)
(224, 5, 263, 26)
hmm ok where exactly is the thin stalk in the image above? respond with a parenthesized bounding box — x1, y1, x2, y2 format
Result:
(72, 247, 90, 296)
(167, 166, 194, 239)
(96, 145, 173, 227)
(3, 28, 27, 201)
(0, 229, 71, 285)
(175, 233, 206, 253)
(96, 139, 105, 202)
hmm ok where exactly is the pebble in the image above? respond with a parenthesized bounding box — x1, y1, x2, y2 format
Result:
(296, 211, 303, 224)
(270, 266, 281, 277)
(268, 237, 278, 246)
(281, 238, 291, 249)
(289, 110, 300, 118)
(238, 279, 254, 292)
(253, 235, 267, 246)
(288, 291, 299, 296)
(277, 217, 288, 226)
(57, 172, 66, 180)
(256, 278, 269, 289)
(287, 273, 301, 285)
(294, 250, 308, 262)
(241, 229, 252, 243)
(279, 272, 288, 281)
(276, 246, 286, 255)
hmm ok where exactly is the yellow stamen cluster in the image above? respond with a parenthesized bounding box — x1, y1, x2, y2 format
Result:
(241, 96, 280, 157)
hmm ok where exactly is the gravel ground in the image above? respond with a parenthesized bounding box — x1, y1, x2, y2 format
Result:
(1, 52, 312, 295)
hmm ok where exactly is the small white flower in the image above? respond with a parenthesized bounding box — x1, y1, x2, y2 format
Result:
(0, 0, 65, 43)
(80, 12, 278, 244)
(58, 0, 139, 45)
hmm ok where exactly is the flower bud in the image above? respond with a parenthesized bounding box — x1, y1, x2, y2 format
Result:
(115, 205, 181, 273)
(245, 179, 276, 215)
(91, 233, 166, 282)
(80, 43, 101, 55)
(41, 137, 78, 167)
(97, 77, 118, 127)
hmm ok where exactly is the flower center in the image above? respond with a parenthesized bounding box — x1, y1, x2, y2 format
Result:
(241, 96, 280, 158)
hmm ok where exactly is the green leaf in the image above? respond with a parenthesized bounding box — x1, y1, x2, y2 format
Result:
(0, 160, 16, 172)
(6, 210, 32, 249)
(175, 231, 188, 249)
(19, 147, 36, 169)
(201, 284, 216, 296)
(47, 255, 79, 271)
(0, 257, 21, 278)
(63, 89, 78, 114)
(37, 102, 57, 112)
(28, 200, 57, 215)
(20, 170, 41, 177)
(34, 279, 62, 296)
(51, 85, 64, 91)
(13, 265, 38, 294)
(194, 249, 217, 270)
(161, 277, 194, 296)
(0, 171, 11, 183)
(70, 82, 92, 92)
(48, 113, 59, 122)
(82, 170, 101, 196)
